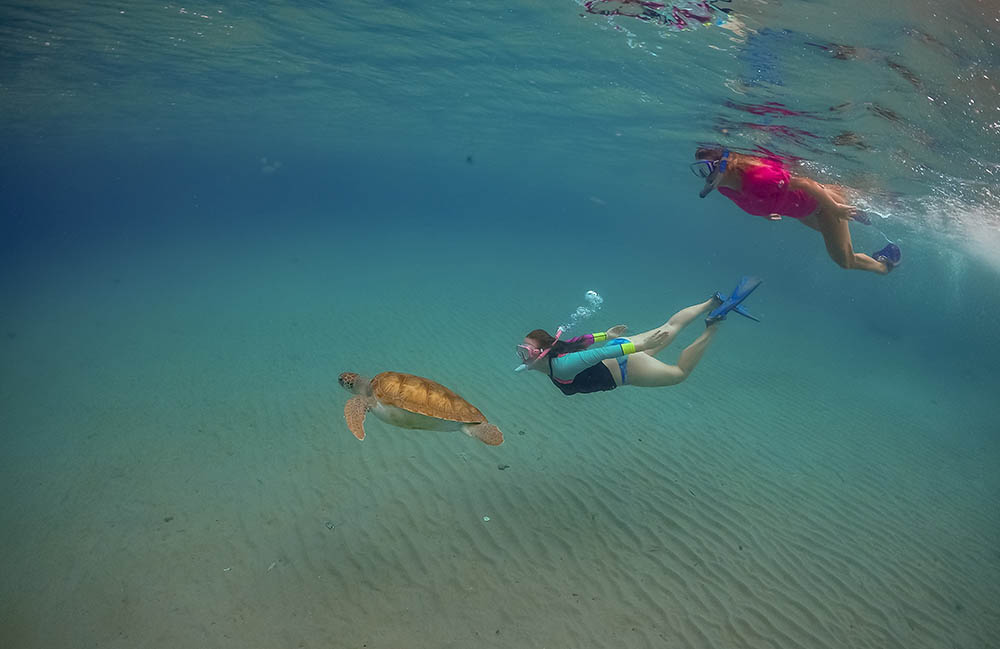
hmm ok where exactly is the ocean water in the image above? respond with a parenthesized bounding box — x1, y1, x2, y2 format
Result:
(1, 1, 998, 647)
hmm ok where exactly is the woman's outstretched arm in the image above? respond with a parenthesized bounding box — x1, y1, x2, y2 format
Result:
(563, 325, 627, 348)
(550, 341, 640, 381)
(550, 331, 668, 381)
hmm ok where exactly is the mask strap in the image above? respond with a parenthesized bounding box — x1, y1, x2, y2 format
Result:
(536, 327, 564, 361)
(717, 149, 729, 174)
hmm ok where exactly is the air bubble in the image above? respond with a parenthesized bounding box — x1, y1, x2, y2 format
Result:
(560, 290, 605, 333)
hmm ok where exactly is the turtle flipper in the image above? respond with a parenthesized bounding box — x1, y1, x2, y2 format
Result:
(344, 396, 369, 440)
(463, 423, 504, 446)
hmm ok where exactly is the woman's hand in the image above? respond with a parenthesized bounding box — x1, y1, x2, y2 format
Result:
(605, 324, 627, 339)
(793, 176, 860, 221)
(837, 204, 873, 224)
(835, 203, 861, 221)
(636, 329, 670, 352)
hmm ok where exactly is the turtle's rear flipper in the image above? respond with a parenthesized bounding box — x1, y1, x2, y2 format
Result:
(464, 423, 504, 446)
(344, 396, 369, 440)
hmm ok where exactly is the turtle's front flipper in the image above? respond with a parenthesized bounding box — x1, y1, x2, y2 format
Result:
(344, 396, 370, 440)
(463, 423, 504, 446)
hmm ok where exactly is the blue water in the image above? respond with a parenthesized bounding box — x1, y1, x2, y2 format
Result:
(2, 1, 999, 647)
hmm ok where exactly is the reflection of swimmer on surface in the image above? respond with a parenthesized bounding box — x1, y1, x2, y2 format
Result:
(514, 278, 761, 395)
(722, 100, 873, 150)
(693, 147, 901, 274)
(745, 29, 926, 91)
(582, 0, 730, 29)
(803, 41, 924, 88)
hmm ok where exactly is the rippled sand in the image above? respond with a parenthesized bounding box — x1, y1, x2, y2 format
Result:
(1, 235, 997, 648)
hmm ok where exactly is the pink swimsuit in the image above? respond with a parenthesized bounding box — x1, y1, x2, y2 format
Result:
(718, 160, 818, 219)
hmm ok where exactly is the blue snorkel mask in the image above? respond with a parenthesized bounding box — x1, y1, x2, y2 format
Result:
(691, 149, 729, 198)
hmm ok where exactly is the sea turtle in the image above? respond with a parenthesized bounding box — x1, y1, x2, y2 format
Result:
(338, 371, 504, 446)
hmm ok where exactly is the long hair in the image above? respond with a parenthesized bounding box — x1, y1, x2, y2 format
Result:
(525, 329, 589, 357)
(694, 145, 726, 161)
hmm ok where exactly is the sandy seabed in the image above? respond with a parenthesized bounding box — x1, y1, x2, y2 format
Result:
(1, 235, 997, 649)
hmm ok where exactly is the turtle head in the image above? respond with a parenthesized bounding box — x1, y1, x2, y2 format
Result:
(338, 372, 369, 396)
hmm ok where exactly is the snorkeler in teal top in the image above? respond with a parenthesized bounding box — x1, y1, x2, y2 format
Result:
(515, 278, 762, 396)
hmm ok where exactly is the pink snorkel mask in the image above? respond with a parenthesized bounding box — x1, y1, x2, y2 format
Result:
(514, 327, 563, 372)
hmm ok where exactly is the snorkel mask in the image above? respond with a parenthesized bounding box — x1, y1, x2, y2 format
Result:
(514, 327, 563, 372)
(691, 148, 729, 198)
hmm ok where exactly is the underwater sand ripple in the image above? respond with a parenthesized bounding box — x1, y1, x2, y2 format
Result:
(2, 258, 998, 649)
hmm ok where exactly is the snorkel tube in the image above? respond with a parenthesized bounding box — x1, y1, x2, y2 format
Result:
(514, 327, 563, 372)
(698, 149, 729, 198)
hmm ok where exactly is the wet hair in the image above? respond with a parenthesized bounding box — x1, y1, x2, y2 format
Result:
(694, 146, 726, 161)
(525, 329, 589, 357)
(830, 44, 858, 61)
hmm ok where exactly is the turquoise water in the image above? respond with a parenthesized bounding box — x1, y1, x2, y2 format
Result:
(2, 1, 998, 647)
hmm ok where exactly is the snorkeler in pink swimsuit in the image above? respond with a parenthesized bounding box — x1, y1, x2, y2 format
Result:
(583, 0, 730, 30)
(692, 147, 901, 275)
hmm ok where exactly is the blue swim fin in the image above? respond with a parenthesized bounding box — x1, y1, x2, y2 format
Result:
(706, 276, 762, 325)
(871, 243, 901, 270)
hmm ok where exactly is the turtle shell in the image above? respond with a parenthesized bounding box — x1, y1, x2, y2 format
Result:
(370, 372, 486, 423)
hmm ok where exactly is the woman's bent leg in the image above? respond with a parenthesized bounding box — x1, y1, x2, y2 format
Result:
(624, 326, 719, 387)
(627, 298, 718, 357)
(817, 212, 889, 274)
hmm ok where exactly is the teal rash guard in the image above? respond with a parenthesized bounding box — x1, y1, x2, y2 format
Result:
(549, 334, 638, 383)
